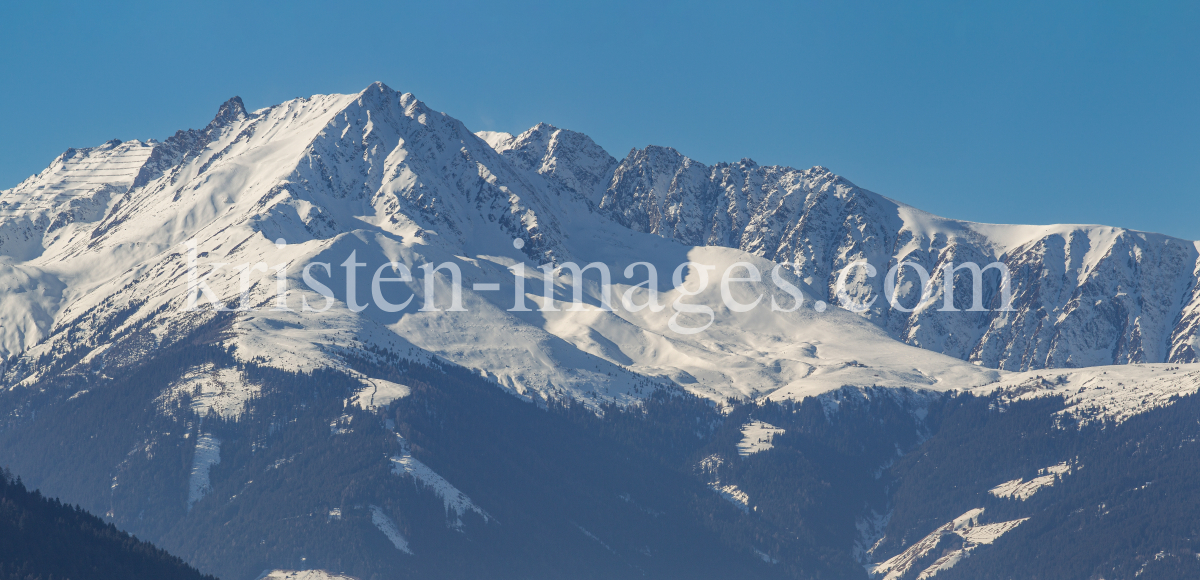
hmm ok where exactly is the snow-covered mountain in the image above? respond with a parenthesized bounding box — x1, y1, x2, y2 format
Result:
(3, 83, 1200, 580)
(0, 81, 1018, 412)
(3, 82, 1196, 410)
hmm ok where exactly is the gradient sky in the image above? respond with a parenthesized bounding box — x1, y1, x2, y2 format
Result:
(2, 0, 1197, 239)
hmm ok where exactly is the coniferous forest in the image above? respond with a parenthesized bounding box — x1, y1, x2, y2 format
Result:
(0, 467, 214, 580)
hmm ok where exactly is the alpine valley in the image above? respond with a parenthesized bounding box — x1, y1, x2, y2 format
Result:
(1, 83, 1199, 579)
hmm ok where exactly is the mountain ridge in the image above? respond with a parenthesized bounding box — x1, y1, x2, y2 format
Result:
(486, 115, 1200, 370)
(2, 83, 1200, 580)
(1, 82, 1196, 414)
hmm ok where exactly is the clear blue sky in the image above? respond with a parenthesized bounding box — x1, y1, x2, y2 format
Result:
(2, 1, 1197, 239)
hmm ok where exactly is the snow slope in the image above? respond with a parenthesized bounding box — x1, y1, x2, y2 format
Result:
(969, 364, 1200, 427)
(989, 462, 1072, 500)
(158, 364, 259, 419)
(369, 505, 413, 554)
(390, 435, 491, 529)
(871, 508, 1026, 580)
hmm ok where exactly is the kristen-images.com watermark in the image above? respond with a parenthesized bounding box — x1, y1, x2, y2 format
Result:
(184, 239, 1014, 335)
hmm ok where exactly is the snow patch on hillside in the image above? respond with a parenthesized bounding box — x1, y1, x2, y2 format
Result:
(989, 461, 1072, 500)
(710, 483, 750, 513)
(871, 508, 1026, 580)
(369, 505, 413, 554)
(695, 454, 751, 512)
(853, 509, 891, 564)
(159, 364, 259, 419)
(187, 434, 221, 510)
(350, 378, 410, 410)
(737, 420, 785, 456)
(390, 435, 491, 528)
(330, 414, 353, 435)
(255, 571, 358, 580)
(970, 364, 1200, 427)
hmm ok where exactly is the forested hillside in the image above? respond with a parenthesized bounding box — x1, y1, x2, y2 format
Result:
(0, 467, 215, 580)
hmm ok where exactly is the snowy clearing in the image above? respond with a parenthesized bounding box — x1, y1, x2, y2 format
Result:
(187, 434, 221, 510)
(737, 420, 786, 456)
(872, 508, 1026, 580)
(989, 461, 1073, 500)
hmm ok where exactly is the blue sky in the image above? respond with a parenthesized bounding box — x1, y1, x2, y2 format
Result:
(2, 0, 1197, 239)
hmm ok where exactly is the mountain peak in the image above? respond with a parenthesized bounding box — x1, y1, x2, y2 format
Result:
(365, 80, 393, 93)
(210, 96, 247, 127)
(627, 145, 688, 167)
(359, 81, 400, 104)
(506, 123, 562, 147)
(476, 130, 515, 152)
(353, 81, 430, 116)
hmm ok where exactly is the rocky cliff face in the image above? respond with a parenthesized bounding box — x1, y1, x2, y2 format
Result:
(493, 133, 1200, 370)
